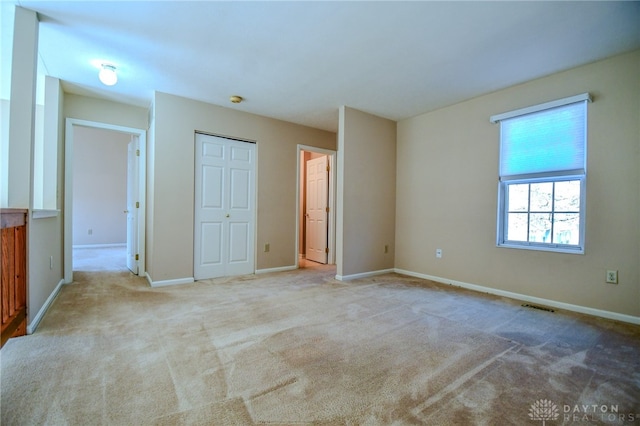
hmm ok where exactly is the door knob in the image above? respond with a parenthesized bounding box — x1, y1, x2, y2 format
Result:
(124, 210, 129, 213)
(225, 214, 230, 218)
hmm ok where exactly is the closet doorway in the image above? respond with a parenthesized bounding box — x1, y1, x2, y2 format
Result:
(194, 133, 256, 280)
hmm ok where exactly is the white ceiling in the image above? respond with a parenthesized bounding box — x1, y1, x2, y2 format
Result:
(7, 1, 640, 132)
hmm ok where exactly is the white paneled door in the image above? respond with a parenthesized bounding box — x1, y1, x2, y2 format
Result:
(305, 156, 328, 264)
(194, 134, 256, 280)
(126, 135, 139, 274)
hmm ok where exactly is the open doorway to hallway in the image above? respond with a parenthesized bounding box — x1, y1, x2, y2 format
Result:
(71, 126, 130, 272)
(64, 119, 146, 282)
(297, 145, 336, 268)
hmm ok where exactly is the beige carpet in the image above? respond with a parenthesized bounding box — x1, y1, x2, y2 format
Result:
(1, 256, 639, 425)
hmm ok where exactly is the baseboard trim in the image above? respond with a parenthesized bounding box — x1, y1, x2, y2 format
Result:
(146, 274, 195, 288)
(73, 243, 126, 249)
(27, 279, 65, 334)
(394, 268, 640, 325)
(256, 265, 297, 274)
(336, 268, 395, 281)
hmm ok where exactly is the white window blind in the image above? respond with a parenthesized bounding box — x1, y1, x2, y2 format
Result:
(492, 93, 590, 180)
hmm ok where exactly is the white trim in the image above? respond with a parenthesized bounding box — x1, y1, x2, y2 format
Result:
(255, 265, 297, 274)
(394, 269, 640, 325)
(496, 176, 586, 254)
(490, 92, 592, 123)
(31, 209, 60, 219)
(73, 243, 126, 249)
(64, 118, 147, 284)
(295, 145, 337, 268)
(27, 279, 65, 334)
(146, 273, 195, 288)
(499, 169, 585, 182)
(497, 242, 584, 255)
(336, 269, 395, 281)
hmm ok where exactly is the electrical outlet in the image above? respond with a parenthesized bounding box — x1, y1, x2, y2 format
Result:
(436, 248, 442, 258)
(384, 244, 389, 254)
(88, 228, 93, 235)
(264, 243, 270, 253)
(606, 270, 618, 284)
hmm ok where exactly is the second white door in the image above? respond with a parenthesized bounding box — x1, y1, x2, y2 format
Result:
(126, 135, 139, 274)
(194, 134, 256, 280)
(305, 156, 328, 264)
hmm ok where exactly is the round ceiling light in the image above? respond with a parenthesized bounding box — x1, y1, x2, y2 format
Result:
(99, 64, 118, 86)
(230, 95, 243, 104)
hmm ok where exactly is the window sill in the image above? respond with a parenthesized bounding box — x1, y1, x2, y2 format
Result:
(497, 242, 584, 255)
(32, 209, 60, 219)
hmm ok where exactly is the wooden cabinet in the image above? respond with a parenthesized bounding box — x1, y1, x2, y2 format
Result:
(1, 209, 27, 348)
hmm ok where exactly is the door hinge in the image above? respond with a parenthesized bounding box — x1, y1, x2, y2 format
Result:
(136, 149, 140, 156)
(325, 207, 330, 213)
(325, 248, 329, 254)
(136, 201, 140, 208)
(135, 254, 139, 261)
(326, 164, 330, 172)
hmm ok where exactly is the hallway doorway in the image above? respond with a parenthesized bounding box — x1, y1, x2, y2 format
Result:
(297, 145, 336, 267)
(64, 119, 146, 283)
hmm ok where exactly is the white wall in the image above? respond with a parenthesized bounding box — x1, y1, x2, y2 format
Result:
(28, 76, 65, 332)
(72, 126, 129, 246)
(396, 50, 640, 318)
(337, 106, 396, 278)
(1, 99, 9, 207)
(7, 6, 37, 208)
(0, 2, 14, 207)
(64, 93, 149, 131)
(4, 6, 66, 332)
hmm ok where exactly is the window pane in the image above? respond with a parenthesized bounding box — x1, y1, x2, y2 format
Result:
(530, 182, 552, 211)
(555, 180, 580, 212)
(529, 213, 552, 243)
(507, 213, 528, 241)
(554, 213, 579, 245)
(507, 183, 529, 212)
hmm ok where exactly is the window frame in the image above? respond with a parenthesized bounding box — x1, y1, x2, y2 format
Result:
(493, 93, 590, 255)
(497, 175, 586, 254)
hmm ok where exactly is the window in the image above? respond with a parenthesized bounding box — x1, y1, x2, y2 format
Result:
(491, 93, 591, 253)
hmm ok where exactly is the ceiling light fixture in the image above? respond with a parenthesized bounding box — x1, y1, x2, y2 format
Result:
(99, 64, 118, 86)
(230, 95, 243, 104)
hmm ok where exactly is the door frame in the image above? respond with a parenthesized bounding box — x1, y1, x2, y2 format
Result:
(63, 118, 147, 283)
(296, 145, 336, 267)
(126, 135, 140, 274)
